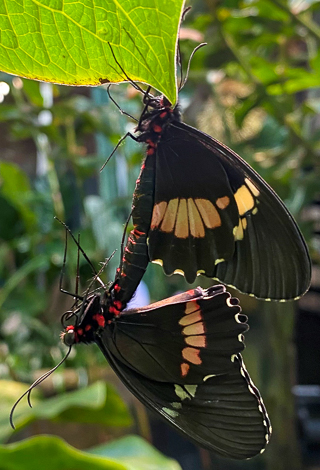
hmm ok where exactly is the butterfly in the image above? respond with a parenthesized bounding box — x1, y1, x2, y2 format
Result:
(62, 283, 272, 460)
(116, 94, 311, 301)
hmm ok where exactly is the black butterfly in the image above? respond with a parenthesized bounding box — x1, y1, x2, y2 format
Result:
(62, 284, 271, 460)
(115, 94, 311, 301)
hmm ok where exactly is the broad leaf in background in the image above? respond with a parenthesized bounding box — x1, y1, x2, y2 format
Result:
(0, 381, 131, 443)
(89, 435, 182, 470)
(0, 435, 181, 470)
(0, 0, 184, 104)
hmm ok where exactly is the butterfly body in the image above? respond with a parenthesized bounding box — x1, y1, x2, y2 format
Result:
(62, 284, 271, 459)
(118, 95, 311, 300)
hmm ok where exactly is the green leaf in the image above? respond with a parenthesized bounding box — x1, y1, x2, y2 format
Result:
(89, 435, 182, 470)
(51, 381, 132, 427)
(0, 0, 184, 104)
(0, 435, 126, 470)
(0, 380, 42, 443)
(3, 381, 131, 441)
(0, 255, 49, 311)
(0, 162, 36, 232)
(0, 434, 181, 470)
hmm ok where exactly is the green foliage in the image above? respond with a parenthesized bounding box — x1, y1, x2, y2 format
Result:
(0, 0, 184, 103)
(0, 381, 131, 443)
(0, 434, 181, 470)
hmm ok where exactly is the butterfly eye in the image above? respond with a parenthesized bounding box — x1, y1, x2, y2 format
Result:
(62, 327, 76, 346)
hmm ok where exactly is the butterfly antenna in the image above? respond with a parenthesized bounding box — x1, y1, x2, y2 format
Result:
(58, 225, 83, 301)
(55, 217, 106, 290)
(108, 43, 146, 95)
(181, 6, 192, 22)
(106, 84, 138, 122)
(179, 43, 207, 91)
(10, 346, 72, 430)
(177, 6, 192, 89)
(177, 41, 183, 90)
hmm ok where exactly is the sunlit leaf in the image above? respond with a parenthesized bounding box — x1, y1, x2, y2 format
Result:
(0, 0, 184, 104)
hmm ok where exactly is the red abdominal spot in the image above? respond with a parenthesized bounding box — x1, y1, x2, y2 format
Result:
(146, 139, 156, 148)
(93, 314, 105, 328)
(133, 229, 145, 237)
(109, 306, 120, 316)
(147, 147, 155, 155)
(114, 283, 121, 293)
(85, 324, 92, 331)
(113, 300, 122, 310)
(153, 124, 162, 133)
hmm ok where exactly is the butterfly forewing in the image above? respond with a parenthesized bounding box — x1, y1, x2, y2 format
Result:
(144, 118, 311, 300)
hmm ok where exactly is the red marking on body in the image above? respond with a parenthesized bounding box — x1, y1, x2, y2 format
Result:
(113, 300, 122, 310)
(85, 324, 92, 331)
(93, 314, 105, 327)
(114, 283, 121, 293)
(181, 363, 190, 377)
(66, 325, 74, 332)
(153, 124, 162, 133)
(146, 139, 156, 147)
(133, 229, 145, 237)
(147, 147, 155, 155)
(160, 111, 168, 119)
(186, 289, 195, 296)
(116, 267, 120, 274)
(77, 328, 83, 336)
(109, 306, 120, 316)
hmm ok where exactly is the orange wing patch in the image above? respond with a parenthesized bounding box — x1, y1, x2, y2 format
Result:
(179, 301, 207, 377)
(151, 197, 224, 239)
(188, 198, 205, 237)
(175, 198, 189, 238)
(234, 185, 255, 216)
(195, 199, 221, 229)
(150, 201, 167, 229)
(216, 196, 230, 210)
(245, 178, 260, 197)
(161, 199, 179, 232)
(182, 347, 201, 365)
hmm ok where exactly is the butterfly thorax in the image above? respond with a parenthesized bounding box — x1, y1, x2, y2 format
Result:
(136, 96, 180, 154)
(61, 292, 121, 346)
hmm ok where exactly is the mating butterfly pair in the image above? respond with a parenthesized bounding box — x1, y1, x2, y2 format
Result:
(12, 80, 310, 460)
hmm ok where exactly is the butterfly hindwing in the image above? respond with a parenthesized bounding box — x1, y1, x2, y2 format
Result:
(96, 344, 271, 460)
(99, 285, 248, 383)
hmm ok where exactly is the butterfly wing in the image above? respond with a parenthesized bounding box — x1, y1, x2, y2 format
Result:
(96, 343, 270, 459)
(101, 285, 248, 382)
(94, 285, 271, 459)
(148, 121, 311, 300)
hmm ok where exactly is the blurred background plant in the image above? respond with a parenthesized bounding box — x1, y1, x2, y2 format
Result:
(0, 0, 319, 469)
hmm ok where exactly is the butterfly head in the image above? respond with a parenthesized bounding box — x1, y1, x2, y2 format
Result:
(61, 294, 106, 346)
